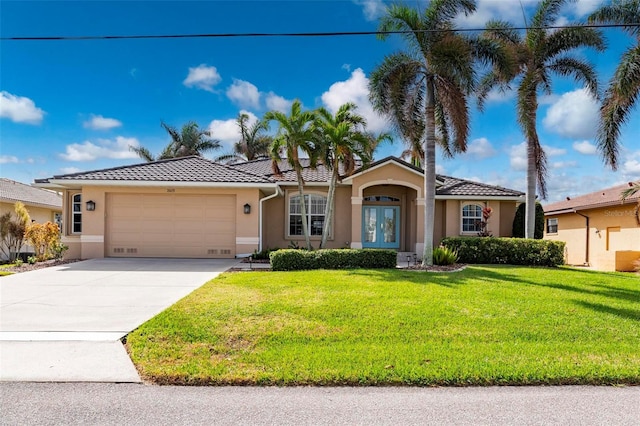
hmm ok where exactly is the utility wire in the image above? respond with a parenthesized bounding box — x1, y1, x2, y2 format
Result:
(2, 23, 639, 41)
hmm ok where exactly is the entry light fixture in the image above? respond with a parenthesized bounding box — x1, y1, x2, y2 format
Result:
(85, 200, 96, 211)
(244, 203, 251, 214)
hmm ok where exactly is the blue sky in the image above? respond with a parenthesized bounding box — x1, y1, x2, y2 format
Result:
(1, 0, 638, 202)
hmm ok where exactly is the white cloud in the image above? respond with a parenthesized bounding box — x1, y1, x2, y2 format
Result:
(436, 164, 446, 175)
(466, 137, 497, 159)
(60, 136, 141, 161)
(83, 114, 122, 130)
(265, 92, 293, 113)
(60, 167, 81, 174)
(543, 145, 567, 156)
(543, 88, 599, 139)
(226, 79, 260, 109)
(353, 0, 386, 21)
(0, 91, 45, 124)
(458, 0, 538, 28)
(573, 140, 597, 155)
(183, 64, 221, 92)
(552, 161, 578, 169)
(509, 142, 527, 171)
(321, 68, 388, 133)
(572, 0, 600, 17)
(208, 110, 258, 146)
(622, 159, 640, 175)
(342, 64, 352, 72)
(0, 155, 19, 164)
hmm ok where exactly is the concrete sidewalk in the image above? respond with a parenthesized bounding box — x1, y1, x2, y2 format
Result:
(0, 258, 239, 382)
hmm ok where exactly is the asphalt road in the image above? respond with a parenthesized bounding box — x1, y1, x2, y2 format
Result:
(1, 383, 638, 425)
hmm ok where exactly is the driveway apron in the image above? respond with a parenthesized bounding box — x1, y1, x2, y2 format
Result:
(0, 258, 239, 382)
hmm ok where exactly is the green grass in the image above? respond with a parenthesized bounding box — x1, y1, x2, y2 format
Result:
(0, 270, 14, 276)
(126, 266, 640, 386)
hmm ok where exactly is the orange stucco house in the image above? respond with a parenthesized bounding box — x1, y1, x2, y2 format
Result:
(35, 156, 524, 260)
(544, 183, 640, 272)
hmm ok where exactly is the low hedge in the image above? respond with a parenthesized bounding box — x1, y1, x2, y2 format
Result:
(270, 248, 397, 271)
(441, 237, 565, 267)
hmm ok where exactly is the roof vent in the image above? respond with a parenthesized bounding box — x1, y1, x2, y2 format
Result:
(566, 197, 570, 201)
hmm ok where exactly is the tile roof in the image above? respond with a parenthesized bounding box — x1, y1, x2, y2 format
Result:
(436, 175, 524, 197)
(34, 155, 524, 198)
(36, 156, 272, 184)
(0, 178, 62, 208)
(544, 183, 640, 214)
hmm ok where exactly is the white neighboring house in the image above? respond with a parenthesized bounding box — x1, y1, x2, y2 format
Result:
(0, 178, 63, 259)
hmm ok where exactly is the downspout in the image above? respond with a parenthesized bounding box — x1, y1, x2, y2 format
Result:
(573, 210, 590, 266)
(259, 185, 282, 252)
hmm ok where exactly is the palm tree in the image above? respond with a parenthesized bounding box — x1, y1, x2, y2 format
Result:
(369, 1, 488, 266)
(480, 0, 605, 239)
(621, 181, 640, 200)
(589, 0, 640, 170)
(131, 121, 220, 162)
(314, 103, 391, 249)
(264, 100, 318, 250)
(216, 113, 272, 164)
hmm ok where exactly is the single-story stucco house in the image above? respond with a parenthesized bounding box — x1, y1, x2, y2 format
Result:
(1, 178, 63, 259)
(544, 183, 640, 272)
(34, 156, 524, 260)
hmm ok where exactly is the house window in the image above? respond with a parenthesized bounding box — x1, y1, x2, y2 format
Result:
(289, 194, 327, 237)
(363, 196, 400, 202)
(547, 218, 558, 234)
(72, 194, 82, 233)
(461, 204, 483, 233)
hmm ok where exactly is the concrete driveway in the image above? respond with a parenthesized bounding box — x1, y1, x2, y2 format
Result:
(0, 258, 239, 382)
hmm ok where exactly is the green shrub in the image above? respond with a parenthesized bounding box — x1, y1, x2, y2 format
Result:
(251, 247, 279, 260)
(441, 237, 565, 267)
(432, 246, 459, 266)
(27, 255, 37, 265)
(270, 249, 397, 271)
(512, 202, 545, 239)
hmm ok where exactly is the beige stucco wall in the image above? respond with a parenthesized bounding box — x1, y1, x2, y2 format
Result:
(545, 203, 640, 271)
(62, 186, 262, 259)
(262, 185, 352, 249)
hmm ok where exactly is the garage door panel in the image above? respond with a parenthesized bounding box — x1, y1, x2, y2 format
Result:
(107, 193, 236, 258)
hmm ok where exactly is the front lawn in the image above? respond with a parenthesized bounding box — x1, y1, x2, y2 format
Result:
(127, 266, 640, 385)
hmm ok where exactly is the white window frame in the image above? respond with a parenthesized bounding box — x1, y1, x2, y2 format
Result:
(287, 192, 329, 239)
(547, 218, 558, 234)
(461, 203, 483, 234)
(71, 193, 82, 234)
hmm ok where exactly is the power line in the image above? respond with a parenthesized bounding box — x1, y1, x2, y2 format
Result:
(2, 23, 638, 41)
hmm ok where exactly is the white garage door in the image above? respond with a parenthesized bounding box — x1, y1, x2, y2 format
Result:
(106, 193, 236, 258)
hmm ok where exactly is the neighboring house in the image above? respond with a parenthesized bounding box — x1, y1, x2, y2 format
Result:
(0, 178, 63, 258)
(543, 183, 640, 272)
(34, 156, 524, 260)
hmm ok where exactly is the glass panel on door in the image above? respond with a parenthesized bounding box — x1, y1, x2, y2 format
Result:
(363, 207, 377, 243)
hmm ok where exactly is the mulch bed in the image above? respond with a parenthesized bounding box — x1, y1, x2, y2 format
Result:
(404, 263, 467, 272)
(1, 259, 81, 274)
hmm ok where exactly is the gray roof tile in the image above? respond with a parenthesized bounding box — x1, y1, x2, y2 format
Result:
(0, 178, 62, 208)
(38, 156, 272, 184)
(437, 176, 524, 197)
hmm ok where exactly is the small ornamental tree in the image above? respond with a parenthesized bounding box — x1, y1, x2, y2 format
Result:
(0, 202, 31, 261)
(25, 221, 61, 261)
(512, 202, 544, 239)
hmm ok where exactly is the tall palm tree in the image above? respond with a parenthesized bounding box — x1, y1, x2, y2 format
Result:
(264, 100, 318, 250)
(216, 113, 272, 164)
(131, 121, 220, 162)
(480, 0, 605, 239)
(369, 0, 489, 266)
(621, 181, 640, 200)
(589, 0, 640, 170)
(314, 103, 390, 248)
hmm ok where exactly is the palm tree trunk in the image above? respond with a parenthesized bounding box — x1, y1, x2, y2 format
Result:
(320, 166, 338, 249)
(422, 77, 436, 267)
(296, 169, 312, 250)
(525, 141, 537, 239)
